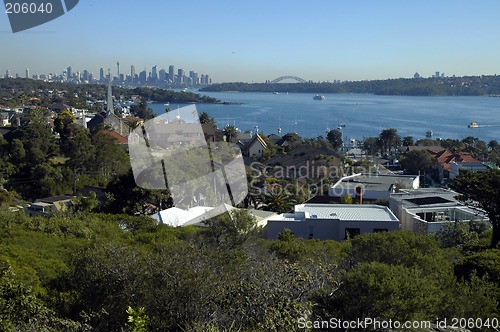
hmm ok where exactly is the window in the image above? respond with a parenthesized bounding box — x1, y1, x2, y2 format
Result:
(345, 228, 360, 240)
(309, 225, 314, 239)
(374, 228, 388, 233)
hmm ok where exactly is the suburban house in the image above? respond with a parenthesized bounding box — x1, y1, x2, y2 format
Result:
(264, 203, 400, 241)
(87, 111, 132, 137)
(201, 124, 224, 143)
(449, 161, 498, 179)
(329, 173, 420, 201)
(151, 203, 277, 228)
(27, 195, 76, 216)
(47, 102, 72, 113)
(236, 132, 253, 146)
(0, 110, 15, 126)
(99, 129, 128, 145)
(246, 134, 268, 158)
(389, 188, 489, 234)
(430, 149, 479, 183)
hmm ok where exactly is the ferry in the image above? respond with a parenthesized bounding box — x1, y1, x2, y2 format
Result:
(468, 122, 479, 128)
(313, 95, 325, 100)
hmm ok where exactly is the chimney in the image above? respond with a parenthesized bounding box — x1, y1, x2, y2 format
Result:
(356, 186, 363, 205)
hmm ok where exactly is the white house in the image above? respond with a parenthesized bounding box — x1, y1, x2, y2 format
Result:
(329, 173, 420, 201)
(246, 134, 268, 158)
(389, 188, 489, 234)
(265, 203, 400, 241)
(449, 161, 498, 179)
(151, 203, 277, 228)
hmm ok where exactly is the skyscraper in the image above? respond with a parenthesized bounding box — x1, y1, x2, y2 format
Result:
(177, 68, 185, 84)
(152, 65, 158, 81)
(168, 65, 175, 83)
(99, 67, 105, 81)
(159, 69, 166, 81)
(67, 66, 72, 80)
(25, 69, 29, 79)
(131, 65, 136, 79)
(83, 70, 89, 81)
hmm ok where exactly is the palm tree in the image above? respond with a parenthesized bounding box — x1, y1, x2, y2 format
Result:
(264, 189, 297, 213)
(379, 128, 400, 155)
(224, 124, 238, 143)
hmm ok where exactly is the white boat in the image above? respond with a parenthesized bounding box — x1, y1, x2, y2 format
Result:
(426, 130, 433, 138)
(313, 95, 325, 100)
(468, 122, 479, 128)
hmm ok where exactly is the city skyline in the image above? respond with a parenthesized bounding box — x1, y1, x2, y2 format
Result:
(2, 0, 500, 82)
(2, 62, 213, 86)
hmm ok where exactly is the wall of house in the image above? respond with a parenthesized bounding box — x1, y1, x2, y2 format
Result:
(265, 218, 399, 241)
(248, 142, 265, 158)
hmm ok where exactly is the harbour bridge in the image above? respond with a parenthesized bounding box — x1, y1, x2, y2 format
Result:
(270, 75, 308, 83)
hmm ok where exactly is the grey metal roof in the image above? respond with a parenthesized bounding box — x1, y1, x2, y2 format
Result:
(334, 173, 418, 192)
(272, 204, 398, 222)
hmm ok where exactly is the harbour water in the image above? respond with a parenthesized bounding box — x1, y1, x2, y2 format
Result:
(150, 92, 500, 143)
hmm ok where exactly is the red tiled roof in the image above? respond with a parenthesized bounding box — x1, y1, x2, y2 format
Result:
(100, 130, 128, 144)
(432, 149, 479, 171)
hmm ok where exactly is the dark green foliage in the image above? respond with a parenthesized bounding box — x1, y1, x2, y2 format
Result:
(456, 249, 500, 284)
(326, 129, 343, 150)
(451, 169, 500, 248)
(0, 209, 498, 331)
(399, 149, 436, 175)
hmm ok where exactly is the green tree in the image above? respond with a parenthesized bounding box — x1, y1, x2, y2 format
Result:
(203, 209, 261, 248)
(379, 128, 400, 155)
(92, 131, 129, 181)
(223, 124, 238, 143)
(199, 111, 217, 128)
(264, 189, 297, 214)
(326, 129, 343, 150)
(402, 135, 414, 146)
(340, 194, 353, 204)
(399, 149, 435, 175)
(316, 262, 442, 322)
(53, 109, 76, 137)
(126, 306, 149, 332)
(451, 169, 500, 248)
(362, 136, 382, 155)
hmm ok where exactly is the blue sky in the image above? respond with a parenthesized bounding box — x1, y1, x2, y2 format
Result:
(1, 0, 500, 82)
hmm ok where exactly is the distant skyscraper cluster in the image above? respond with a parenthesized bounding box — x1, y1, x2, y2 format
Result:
(2, 62, 212, 88)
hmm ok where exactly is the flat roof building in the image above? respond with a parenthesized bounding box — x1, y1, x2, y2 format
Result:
(329, 173, 420, 201)
(265, 203, 400, 241)
(389, 188, 489, 234)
